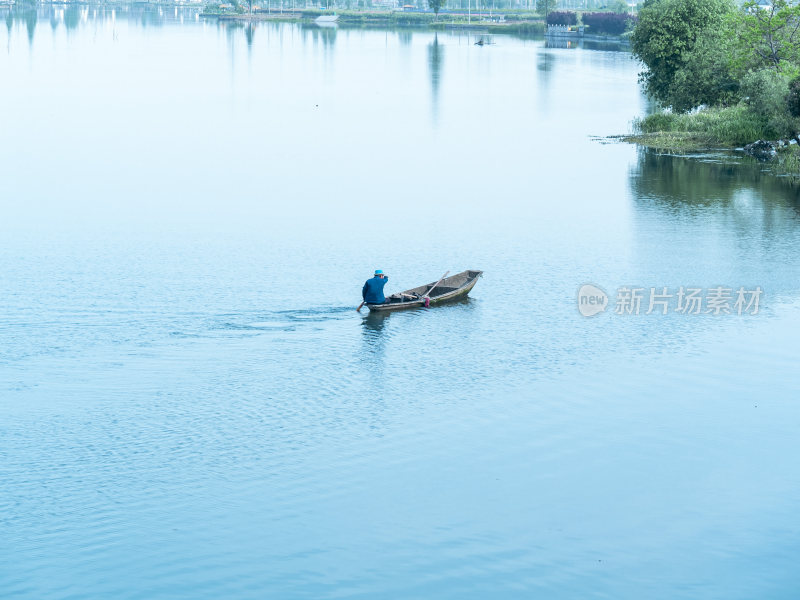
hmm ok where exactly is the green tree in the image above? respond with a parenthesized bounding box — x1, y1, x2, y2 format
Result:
(669, 23, 740, 111)
(428, 0, 445, 19)
(610, 0, 628, 13)
(740, 68, 799, 136)
(631, 0, 735, 109)
(788, 76, 800, 117)
(536, 0, 558, 19)
(734, 0, 800, 72)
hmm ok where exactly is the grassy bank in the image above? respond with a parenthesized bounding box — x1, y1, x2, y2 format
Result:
(630, 105, 768, 148)
(624, 104, 800, 178)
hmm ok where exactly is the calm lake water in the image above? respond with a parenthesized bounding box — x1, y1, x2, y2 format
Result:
(2, 6, 800, 599)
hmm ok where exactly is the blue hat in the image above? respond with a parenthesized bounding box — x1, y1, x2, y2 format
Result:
(374, 269, 383, 275)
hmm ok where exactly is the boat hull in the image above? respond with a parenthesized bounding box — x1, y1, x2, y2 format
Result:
(366, 270, 481, 313)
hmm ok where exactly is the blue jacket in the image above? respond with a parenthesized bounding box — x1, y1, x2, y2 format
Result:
(362, 276, 389, 304)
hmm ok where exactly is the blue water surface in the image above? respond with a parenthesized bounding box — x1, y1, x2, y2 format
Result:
(2, 6, 800, 599)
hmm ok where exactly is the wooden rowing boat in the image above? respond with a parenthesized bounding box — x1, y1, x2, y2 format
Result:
(366, 270, 483, 312)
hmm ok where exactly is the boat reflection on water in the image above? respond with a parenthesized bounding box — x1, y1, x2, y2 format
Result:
(361, 311, 389, 335)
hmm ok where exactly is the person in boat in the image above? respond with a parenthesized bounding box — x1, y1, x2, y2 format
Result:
(362, 269, 389, 304)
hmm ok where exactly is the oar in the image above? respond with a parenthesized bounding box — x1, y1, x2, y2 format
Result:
(356, 301, 365, 312)
(423, 271, 450, 306)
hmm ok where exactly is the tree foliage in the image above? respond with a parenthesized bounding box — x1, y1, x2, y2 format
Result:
(631, 0, 800, 136)
(669, 25, 740, 111)
(428, 0, 445, 18)
(582, 12, 635, 35)
(546, 10, 577, 26)
(740, 68, 799, 136)
(610, 0, 629, 13)
(734, 0, 800, 72)
(536, 0, 558, 18)
(788, 76, 800, 117)
(631, 0, 735, 109)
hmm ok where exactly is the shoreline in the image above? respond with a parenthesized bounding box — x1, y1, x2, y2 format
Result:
(203, 10, 548, 35)
(617, 132, 800, 180)
(201, 11, 634, 41)
(618, 105, 800, 181)
(2, 3, 633, 40)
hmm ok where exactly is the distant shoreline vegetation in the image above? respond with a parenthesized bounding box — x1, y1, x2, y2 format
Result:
(199, 2, 639, 37)
(3, 0, 638, 38)
(626, 0, 800, 178)
(202, 7, 546, 35)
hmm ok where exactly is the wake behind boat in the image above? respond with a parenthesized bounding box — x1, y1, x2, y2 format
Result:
(367, 270, 482, 312)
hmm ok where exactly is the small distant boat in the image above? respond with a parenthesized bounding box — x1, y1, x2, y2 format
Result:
(367, 270, 482, 312)
(315, 14, 338, 24)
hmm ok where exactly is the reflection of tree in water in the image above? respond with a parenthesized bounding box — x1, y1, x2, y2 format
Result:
(136, 6, 167, 29)
(630, 149, 800, 209)
(583, 40, 628, 52)
(535, 48, 555, 111)
(245, 22, 255, 48)
(625, 149, 800, 288)
(537, 49, 554, 74)
(428, 33, 443, 124)
(397, 29, 412, 46)
(23, 6, 36, 45)
(629, 149, 800, 240)
(123, 4, 197, 28)
(64, 4, 81, 31)
(4, 4, 197, 43)
(224, 21, 243, 44)
(314, 24, 337, 47)
(299, 23, 337, 48)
